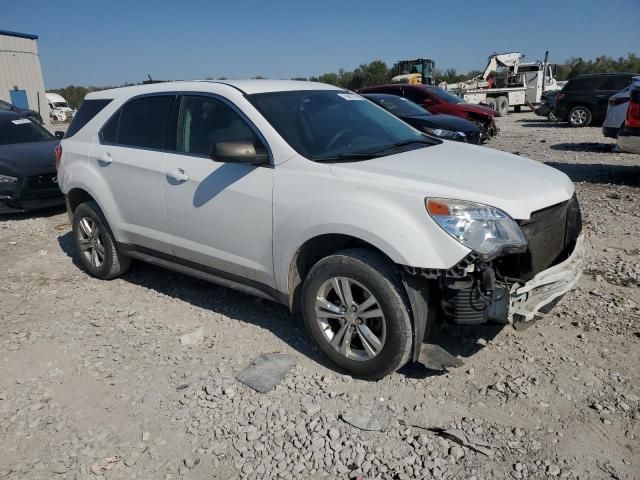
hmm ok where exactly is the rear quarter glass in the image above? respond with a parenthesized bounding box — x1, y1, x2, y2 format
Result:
(65, 99, 112, 138)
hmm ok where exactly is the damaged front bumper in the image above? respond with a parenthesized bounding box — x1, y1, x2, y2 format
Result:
(508, 234, 584, 322)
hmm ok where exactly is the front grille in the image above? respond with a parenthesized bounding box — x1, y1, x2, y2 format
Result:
(22, 174, 60, 199)
(495, 195, 582, 281)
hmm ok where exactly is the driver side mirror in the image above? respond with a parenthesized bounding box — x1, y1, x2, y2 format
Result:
(210, 140, 269, 165)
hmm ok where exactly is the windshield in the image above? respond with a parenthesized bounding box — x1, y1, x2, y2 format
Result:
(247, 90, 434, 161)
(52, 102, 68, 108)
(364, 94, 431, 116)
(427, 86, 464, 104)
(0, 118, 54, 145)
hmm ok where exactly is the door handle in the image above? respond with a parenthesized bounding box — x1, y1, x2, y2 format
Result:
(166, 168, 189, 182)
(98, 153, 113, 165)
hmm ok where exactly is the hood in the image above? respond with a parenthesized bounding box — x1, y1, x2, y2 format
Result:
(0, 140, 59, 177)
(403, 114, 479, 133)
(329, 141, 574, 220)
(458, 102, 500, 117)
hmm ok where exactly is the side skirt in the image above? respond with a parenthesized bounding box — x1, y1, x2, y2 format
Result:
(119, 244, 287, 305)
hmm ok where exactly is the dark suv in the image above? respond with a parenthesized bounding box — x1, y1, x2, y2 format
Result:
(554, 73, 639, 127)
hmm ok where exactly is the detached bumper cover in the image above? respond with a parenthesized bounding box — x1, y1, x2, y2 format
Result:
(508, 234, 584, 322)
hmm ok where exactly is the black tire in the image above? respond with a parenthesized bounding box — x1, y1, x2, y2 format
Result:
(72, 201, 130, 280)
(568, 105, 592, 127)
(484, 97, 497, 110)
(301, 248, 413, 380)
(495, 96, 509, 115)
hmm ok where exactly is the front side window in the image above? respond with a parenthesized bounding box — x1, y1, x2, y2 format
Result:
(101, 95, 173, 149)
(248, 90, 434, 161)
(0, 118, 54, 145)
(176, 95, 265, 157)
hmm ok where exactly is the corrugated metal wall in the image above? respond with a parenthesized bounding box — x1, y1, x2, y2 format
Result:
(0, 33, 50, 123)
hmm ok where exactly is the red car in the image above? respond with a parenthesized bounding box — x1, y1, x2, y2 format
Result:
(358, 84, 500, 137)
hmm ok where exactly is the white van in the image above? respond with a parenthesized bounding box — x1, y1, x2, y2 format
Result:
(46, 92, 75, 122)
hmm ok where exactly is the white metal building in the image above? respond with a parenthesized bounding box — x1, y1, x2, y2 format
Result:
(0, 29, 49, 122)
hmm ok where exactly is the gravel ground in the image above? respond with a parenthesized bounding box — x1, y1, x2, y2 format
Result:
(1, 112, 639, 479)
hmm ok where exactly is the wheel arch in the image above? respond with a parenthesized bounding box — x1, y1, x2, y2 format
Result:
(286, 233, 398, 314)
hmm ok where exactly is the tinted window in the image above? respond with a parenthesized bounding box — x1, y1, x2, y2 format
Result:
(0, 117, 54, 145)
(65, 99, 112, 138)
(564, 77, 602, 92)
(425, 86, 464, 104)
(599, 75, 632, 92)
(102, 95, 173, 149)
(176, 95, 264, 156)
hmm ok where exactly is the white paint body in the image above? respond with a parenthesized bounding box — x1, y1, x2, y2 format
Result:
(58, 80, 575, 298)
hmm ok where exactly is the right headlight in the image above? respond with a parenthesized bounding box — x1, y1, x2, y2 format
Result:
(426, 198, 527, 259)
(423, 127, 465, 141)
(0, 174, 18, 184)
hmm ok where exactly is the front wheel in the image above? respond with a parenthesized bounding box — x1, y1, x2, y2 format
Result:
(301, 249, 413, 380)
(568, 105, 592, 127)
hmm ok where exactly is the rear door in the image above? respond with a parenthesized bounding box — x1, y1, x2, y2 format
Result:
(162, 94, 275, 288)
(89, 94, 174, 253)
(595, 75, 633, 119)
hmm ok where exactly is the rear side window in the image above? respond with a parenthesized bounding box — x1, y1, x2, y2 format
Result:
(65, 99, 111, 138)
(599, 75, 632, 92)
(101, 95, 173, 149)
(564, 77, 600, 91)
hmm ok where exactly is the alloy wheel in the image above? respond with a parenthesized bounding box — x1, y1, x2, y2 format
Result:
(314, 277, 386, 361)
(570, 108, 588, 126)
(77, 216, 105, 268)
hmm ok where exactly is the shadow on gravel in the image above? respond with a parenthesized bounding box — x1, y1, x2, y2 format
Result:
(57, 230, 506, 381)
(0, 204, 65, 221)
(515, 119, 567, 128)
(546, 162, 640, 187)
(550, 142, 613, 153)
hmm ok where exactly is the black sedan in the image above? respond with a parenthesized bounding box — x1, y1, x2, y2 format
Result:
(0, 111, 64, 213)
(0, 99, 44, 124)
(361, 93, 483, 144)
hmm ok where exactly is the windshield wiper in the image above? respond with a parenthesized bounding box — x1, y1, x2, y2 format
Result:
(313, 152, 382, 163)
(365, 139, 435, 155)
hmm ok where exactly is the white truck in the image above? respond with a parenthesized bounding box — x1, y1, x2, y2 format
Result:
(46, 92, 75, 122)
(442, 52, 561, 115)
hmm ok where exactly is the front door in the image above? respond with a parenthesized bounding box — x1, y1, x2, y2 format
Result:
(89, 94, 174, 254)
(162, 94, 274, 288)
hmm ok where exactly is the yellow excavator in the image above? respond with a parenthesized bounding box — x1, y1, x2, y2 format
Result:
(391, 58, 435, 85)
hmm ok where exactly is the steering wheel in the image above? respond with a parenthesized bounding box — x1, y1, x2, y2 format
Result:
(326, 129, 353, 151)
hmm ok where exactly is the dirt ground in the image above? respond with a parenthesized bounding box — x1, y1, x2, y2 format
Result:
(1, 112, 639, 480)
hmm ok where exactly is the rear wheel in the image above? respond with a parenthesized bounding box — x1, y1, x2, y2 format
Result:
(301, 249, 413, 380)
(495, 96, 509, 115)
(73, 201, 130, 280)
(484, 97, 497, 110)
(568, 105, 592, 127)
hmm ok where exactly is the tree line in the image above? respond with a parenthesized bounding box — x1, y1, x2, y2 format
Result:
(50, 53, 639, 108)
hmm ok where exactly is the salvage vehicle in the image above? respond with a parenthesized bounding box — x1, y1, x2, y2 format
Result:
(0, 112, 64, 213)
(46, 92, 75, 122)
(361, 93, 482, 143)
(616, 79, 640, 154)
(358, 84, 499, 137)
(57, 80, 583, 380)
(0, 99, 44, 124)
(554, 73, 639, 127)
(602, 76, 640, 138)
(441, 52, 561, 115)
(390, 58, 435, 85)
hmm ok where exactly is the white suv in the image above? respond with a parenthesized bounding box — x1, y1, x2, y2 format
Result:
(57, 80, 584, 379)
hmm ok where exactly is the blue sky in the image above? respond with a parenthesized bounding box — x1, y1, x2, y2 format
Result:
(4, 0, 639, 88)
